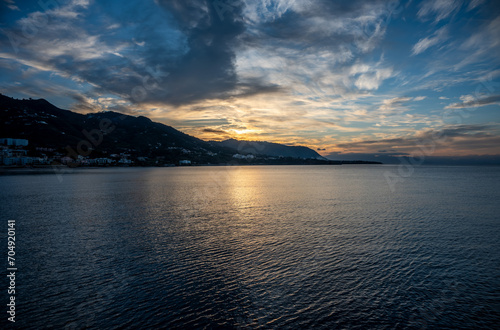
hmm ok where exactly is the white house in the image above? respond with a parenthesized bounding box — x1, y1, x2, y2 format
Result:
(232, 154, 255, 160)
(0, 138, 28, 146)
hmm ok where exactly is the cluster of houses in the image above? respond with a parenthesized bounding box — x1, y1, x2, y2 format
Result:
(232, 153, 255, 160)
(0, 138, 44, 166)
(0, 138, 135, 167)
(1, 138, 194, 167)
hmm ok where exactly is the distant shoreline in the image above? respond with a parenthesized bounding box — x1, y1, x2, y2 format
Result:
(0, 162, 387, 175)
(3, 162, 500, 176)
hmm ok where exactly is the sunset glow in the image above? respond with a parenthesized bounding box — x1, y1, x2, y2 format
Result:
(1, 0, 499, 162)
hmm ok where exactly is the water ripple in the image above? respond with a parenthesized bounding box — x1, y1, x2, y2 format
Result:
(0, 166, 499, 328)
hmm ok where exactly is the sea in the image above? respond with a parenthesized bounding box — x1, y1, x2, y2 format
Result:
(0, 165, 499, 329)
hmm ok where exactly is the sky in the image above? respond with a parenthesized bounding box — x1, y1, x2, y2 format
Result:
(1, 0, 500, 161)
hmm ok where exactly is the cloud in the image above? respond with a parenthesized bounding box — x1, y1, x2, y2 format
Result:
(0, 0, 270, 106)
(455, 16, 500, 69)
(70, 94, 103, 113)
(237, 1, 399, 96)
(354, 67, 394, 90)
(445, 94, 500, 109)
(413, 96, 427, 101)
(439, 96, 449, 99)
(249, 1, 391, 53)
(417, 0, 462, 22)
(202, 128, 229, 135)
(332, 124, 500, 156)
(378, 96, 412, 113)
(0, 0, 402, 110)
(463, 16, 500, 50)
(412, 26, 448, 55)
(467, 0, 486, 11)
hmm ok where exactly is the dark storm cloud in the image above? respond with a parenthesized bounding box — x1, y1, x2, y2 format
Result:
(202, 128, 229, 135)
(100, 0, 279, 105)
(82, 0, 250, 105)
(445, 95, 500, 109)
(0, 0, 280, 106)
(150, 0, 244, 104)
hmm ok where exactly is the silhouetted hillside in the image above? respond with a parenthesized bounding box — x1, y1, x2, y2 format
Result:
(213, 139, 325, 159)
(0, 94, 381, 165)
(0, 94, 235, 163)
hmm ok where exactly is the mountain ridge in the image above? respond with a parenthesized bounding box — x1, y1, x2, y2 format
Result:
(0, 94, 351, 165)
(213, 138, 325, 160)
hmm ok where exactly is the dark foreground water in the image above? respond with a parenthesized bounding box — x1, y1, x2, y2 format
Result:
(1, 165, 499, 329)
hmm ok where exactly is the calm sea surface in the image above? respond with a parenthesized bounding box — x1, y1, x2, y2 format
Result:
(1, 165, 499, 329)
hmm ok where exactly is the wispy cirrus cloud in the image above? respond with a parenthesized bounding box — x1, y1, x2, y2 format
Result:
(3, 0, 19, 11)
(455, 15, 500, 69)
(417, 0, 462, 22)
(378, 96, 412, 114)
(466, 0, 486, 11)
(376, 96, 428, 115)
(412, 26, 448, 55)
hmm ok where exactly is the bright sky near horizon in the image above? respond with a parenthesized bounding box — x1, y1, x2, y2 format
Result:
(1, 0, 499, 160)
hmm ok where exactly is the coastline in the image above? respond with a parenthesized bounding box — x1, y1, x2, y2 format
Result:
(0, 162, 386, 175)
